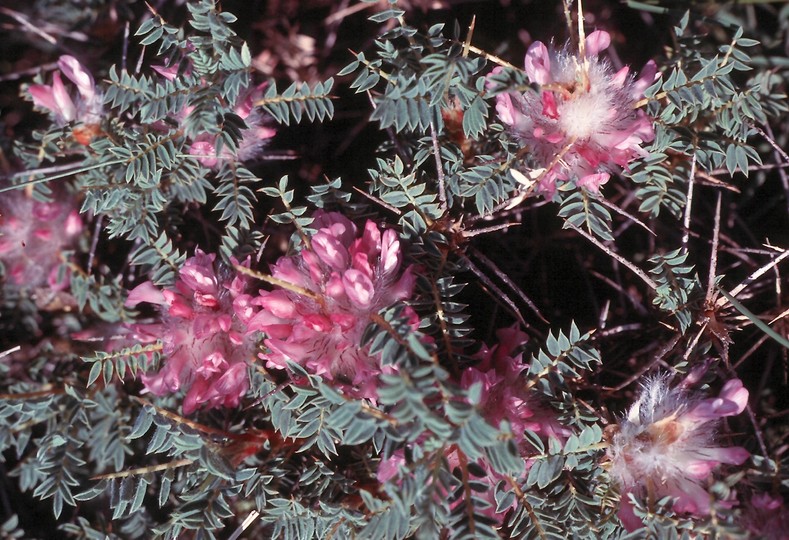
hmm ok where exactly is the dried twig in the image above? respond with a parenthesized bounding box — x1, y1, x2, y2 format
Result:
(682, 152, 697, 249)
(706, 191, 722, 302)
(469, 246, 546, 323)
(567, 223, 659, 292)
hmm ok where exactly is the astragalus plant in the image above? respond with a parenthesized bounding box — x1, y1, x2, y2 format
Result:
(1, 0, 788, 538)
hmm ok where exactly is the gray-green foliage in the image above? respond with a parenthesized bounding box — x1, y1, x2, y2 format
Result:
(630, 13, 787, 219)
(14, 0, 334, 287)
(2, 0, 783, 538)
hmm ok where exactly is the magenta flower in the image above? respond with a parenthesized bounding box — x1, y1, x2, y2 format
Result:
(461, 326, 569, 444)
(606, 375, 750, 530)
(28, 55, 102, 127)
(740, 493, 789, 539)
(188, 83, 276, 168)
(377, 327, 570, 526)
(126, 250, 258, 415)
(248, 212, 416, 399)
(495, 30, 656, 198)
(0, 193, 82, 290)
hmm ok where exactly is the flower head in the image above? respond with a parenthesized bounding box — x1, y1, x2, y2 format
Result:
(127, 250, 258, 414)
(0, 192, 82, 290)
(740, 493, 789, 539)
(188, 83, 276, 168)
(495, 30, 656, 198)
(28, 55, 103, 128)
(248, 212, 417, 399)
(606, 374, 750, 530)
(461, 326, 568, 444)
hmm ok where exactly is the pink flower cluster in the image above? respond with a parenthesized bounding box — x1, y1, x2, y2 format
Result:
(28, 55, 103, 127)
(495, 30, 656, 198)
(0, 192, 82, 290)
(606, 375, 750, 530)
(153, 59, 275, 167)
(188, 82, 276, 168)
(247, 212, 416, 399)
(379, 327, 568, 523)
(460, 326, 568, 445)
(740, 493, 789, 539)
(126, 250, 258, 415)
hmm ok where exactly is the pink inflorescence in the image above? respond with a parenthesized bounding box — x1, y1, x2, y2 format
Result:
(379, 327, 569, 524)
(461, 326, 568, 445)
(495, 30, 656, 198)
(0, 192, 82, 290)
(188, 82, 276, 168)
(247, 211, 417, 400)
(606, 375, 750, 530)
(28, 55, 103, 126)
(740, 493, 789, 539)
(126, 250, 259, 415)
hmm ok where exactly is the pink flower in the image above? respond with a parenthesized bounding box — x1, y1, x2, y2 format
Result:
(0, 193, 82, 290)
(606, 375, 750, 530)
(248, 212, 417, 399)
(461, 326, 569, 445)
(494, 30, 656, 198)
(28, 55, 102, 126)
(189, 83, 275, 168)
(741, 493, 789, 539)
(376, 328, 570, 527)
(127, 250, 258, 414)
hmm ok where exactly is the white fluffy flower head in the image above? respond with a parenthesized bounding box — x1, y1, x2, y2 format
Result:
(606, 374, 749, 529)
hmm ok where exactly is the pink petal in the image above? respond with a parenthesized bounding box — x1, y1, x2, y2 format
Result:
(312, 231, 350, 270)
(670, 480, 711, 515)
(28, 84, 58, 114)
(180, 261, 218, 295)
(695, 446, 750, 466)
(611, 66, 630, 87)
(632, 60, 658, 99)
(685, 460, 717, 479)
(58, 55, 95, 101)
(524, 41, 552, 85)
(190, 139, 218, 168)
(152, 63, 179, 81)
(167, 295, 195, 319)
(584, 30, 611, 56)
(33, 228, 53, 242)
(235, 82, 268, 118)
(196, 352, 228, 375)
(356, 220, 382, 260)
(576, 172, 610, 193)
(64, 211, 82, 237)
(545, 132, 564, 144)
(303, 313, 333, 332)
(330, 312, 357, 331)
(312, 211, 357, 245)
(752, 493, 783, 511)
(254, 126, 276, 140)
(256, 290, 297, 319)
(541, 91, 559, 119)
(271, 257, 308, 289)
(719, 379, 749, 414)
(688, 379, 748, 421)
(126, 281, 167, 307)
(325, 273, 347, 301)
(51, 73, 76, 122)
(343, 268, 375, 309)
(495, 93, 517, 126)
(206, 362, 249, 406)
(377, 453, 405, 484)
(617, 491, 643, 531)
(379, 228, 402, 278)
